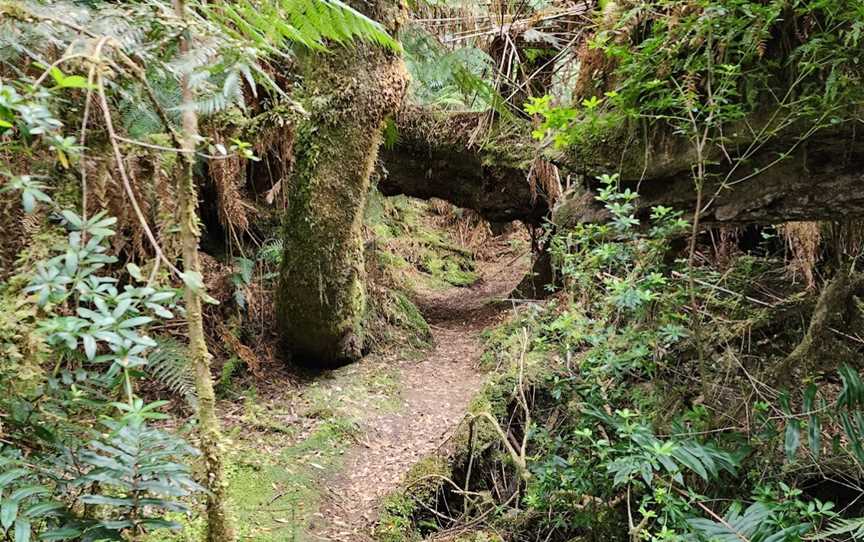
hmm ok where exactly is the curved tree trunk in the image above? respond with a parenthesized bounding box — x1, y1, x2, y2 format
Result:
(276, 6, 407, 367)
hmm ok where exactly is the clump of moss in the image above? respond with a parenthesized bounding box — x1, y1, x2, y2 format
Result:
(454, 532, 505, 542)
(367, 287, 433, 351)
(419, 253, 477, 288)
(375, 456, 452, 542)
(368, 193, 480, 290)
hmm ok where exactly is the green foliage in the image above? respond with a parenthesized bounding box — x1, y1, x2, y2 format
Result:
(598, 0, 863, 125)
(202, 0, 400, 55)
(527, 0, 864, 165)
(401, 25, 507, 114)
(469, 175, 864, 541)
(68, 411, 202, 539)
(0, 1, 409, 540)
(24, 209, 181, 376)
(811, 516, 864, 541)
(585, 408, 739, 488)
(0, 457, 65, 542)
(0, 174, 53, 214)
(230, 256, 255, 310)
(685, 501, 809, 542)
(145, 338, 197, 409)
(0, 180, 201, 540)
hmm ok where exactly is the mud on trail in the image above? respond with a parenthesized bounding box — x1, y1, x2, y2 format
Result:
(307, 249, 529, 541)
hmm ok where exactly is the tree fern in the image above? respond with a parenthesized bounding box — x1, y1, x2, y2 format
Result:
(145, 338, 197, 409)
(401, 25, 510, 115)
(198, 0, 401, 55)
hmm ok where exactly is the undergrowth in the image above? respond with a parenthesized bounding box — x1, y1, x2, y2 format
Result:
(379, 175, 864, 542)
(367, 192, 480, 292)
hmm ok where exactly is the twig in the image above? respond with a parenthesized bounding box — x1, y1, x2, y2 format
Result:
(95, 72, 182, 277)
(671, 486, 751, 542)
(669, 271, 775, 307)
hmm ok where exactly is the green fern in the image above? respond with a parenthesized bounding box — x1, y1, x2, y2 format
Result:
(257, 238, 284, 266)
(811, 516, 864, 540)
(201, 0, 401, 55)
(685, 502, 810, 542)
(146, 338, 198, 409)
(401, 25, 510, 115)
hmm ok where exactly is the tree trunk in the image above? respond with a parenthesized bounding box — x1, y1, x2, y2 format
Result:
(276, 4, 407, 367)
(174, 1, 236, 540)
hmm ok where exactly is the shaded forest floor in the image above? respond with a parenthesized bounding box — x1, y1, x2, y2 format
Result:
(201, 231, 530, 542)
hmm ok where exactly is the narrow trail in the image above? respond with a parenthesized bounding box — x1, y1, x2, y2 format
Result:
(307, 253, 528, 541)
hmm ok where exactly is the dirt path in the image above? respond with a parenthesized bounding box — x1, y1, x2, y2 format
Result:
(306, 254, 528, 541)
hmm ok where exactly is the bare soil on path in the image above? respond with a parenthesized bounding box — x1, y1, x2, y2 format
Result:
(306, 250, 529, 541)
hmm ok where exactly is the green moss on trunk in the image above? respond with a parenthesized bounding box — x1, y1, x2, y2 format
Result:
(277, 23, 407, 367)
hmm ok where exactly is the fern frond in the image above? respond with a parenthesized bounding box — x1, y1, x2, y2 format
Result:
(810, 517, 864, 540)
(685, 502, 809, 542)
(146, 337, 198, 409)
(199, 0, 400, 55)
(401, 25, 510, 115)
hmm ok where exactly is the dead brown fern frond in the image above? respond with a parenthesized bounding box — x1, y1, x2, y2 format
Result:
(153, 157, 181, 263)
(217, 321, 263, 377)
(780, 221, 821, 290)
(714, 226, 740, 267)
(527, 156, 561, 207)
(125, 152, 149, 260)
(207, 131, 252, 250)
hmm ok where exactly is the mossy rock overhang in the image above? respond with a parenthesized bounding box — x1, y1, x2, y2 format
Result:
(556, 117, 864, 227)
(381, 105, 864, 228)
(379, 106, 549, 225)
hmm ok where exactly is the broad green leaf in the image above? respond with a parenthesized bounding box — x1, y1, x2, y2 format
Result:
(671, 446, 709, 481)
(138, 518, 182, 530)
(2, 499, 19, 529)
(785, 419, 801, 462)
(24, 501, 64, 518)
(118, 316, 153, 329)
(48, 66, 64, 86)
(9, 486, 48, 502)
(80, 495, 133, 507)
(82, 334, 96, 360)
(126, 263, 143, 281)
(14, 517, 30, 542)
(55, 75, 91, 89)
(21, 190, 35, 213)
(0, 470, 28, 489)
(60, 211, 82, 229)
(804, 384, 821, 460)
(39, 526, 82, 540)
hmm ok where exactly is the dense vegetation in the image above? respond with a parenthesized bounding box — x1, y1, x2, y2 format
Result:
(1, 0, 863, 541)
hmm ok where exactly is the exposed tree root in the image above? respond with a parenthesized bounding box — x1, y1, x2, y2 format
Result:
(771, 268, 864, 384)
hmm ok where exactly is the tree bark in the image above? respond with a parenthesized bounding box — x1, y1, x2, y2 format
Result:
(276, 3, 407, 367)
(174, 1, 236, 540)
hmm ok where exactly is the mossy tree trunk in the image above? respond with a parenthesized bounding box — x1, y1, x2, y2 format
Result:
(174, 1, 236, 540)
(276, 3, 407, 367)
